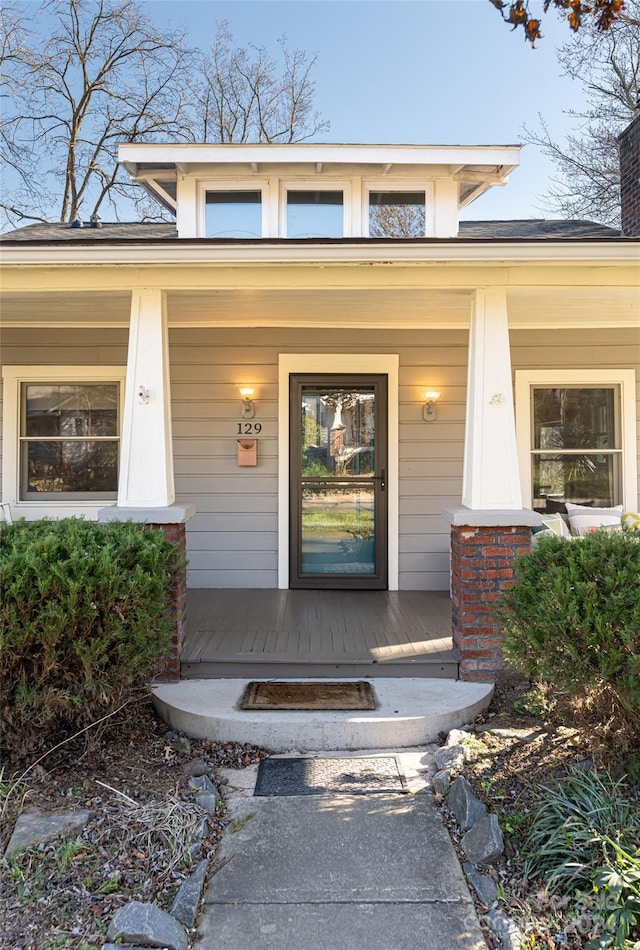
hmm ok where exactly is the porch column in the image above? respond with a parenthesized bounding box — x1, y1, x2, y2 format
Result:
(445, 289, 539, 683)
(462, 288, 521, 510)
(118, 288, 175, 507)
(99, 288, 193, 683)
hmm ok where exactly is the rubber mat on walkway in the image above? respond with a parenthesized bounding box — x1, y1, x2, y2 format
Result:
(254, 756, 407, 797)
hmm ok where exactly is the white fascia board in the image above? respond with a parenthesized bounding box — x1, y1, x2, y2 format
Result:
(119, 142, 521, 170)
(2, 241, 638, 268)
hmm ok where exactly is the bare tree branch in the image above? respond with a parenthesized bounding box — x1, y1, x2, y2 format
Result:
(1, 0, 196, 227)
(191, 23, 329, 145)
(523, 0, 639, 225)
(1, 8, 329, 231)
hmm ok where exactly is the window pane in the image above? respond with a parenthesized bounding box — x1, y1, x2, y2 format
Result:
(23, 441, 118, 495)
(205, 190, 262, 238)
(532, 453, 619, 511)
(287, 191, 343, 238)
(369, 191, 425, 237)
(533, 387, 617, 450)
(25, 384, 118, 437)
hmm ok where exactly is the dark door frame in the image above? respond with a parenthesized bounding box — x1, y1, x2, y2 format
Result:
(289, 373, 388, 590)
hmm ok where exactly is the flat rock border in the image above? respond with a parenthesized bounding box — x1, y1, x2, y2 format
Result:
(437, 727, 525, 950)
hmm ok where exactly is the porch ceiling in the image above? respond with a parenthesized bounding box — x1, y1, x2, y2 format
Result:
(1, 285, 638, 329)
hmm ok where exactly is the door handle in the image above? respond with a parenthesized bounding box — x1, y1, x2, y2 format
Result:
(372, 469, 386, 491)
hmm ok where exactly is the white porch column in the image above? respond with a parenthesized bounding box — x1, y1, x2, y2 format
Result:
(462, 288, 522, 509)
(118, 289, 175, 507)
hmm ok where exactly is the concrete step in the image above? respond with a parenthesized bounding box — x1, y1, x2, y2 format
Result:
(152, 677, 494, 752)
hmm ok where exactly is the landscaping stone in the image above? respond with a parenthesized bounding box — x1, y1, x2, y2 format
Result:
(189, 775, 219, 796)
(461, 814, 504, 866)
(107, 901, 188, 950)
(434, 745, 465, 773)
(189, 816, 209, 860)
(446, 728, 472, 746)
(103, 945, 151, 950)
(195, 792, 219, 813)
(182, 758, 211, 777)
(4, 807, 93, 857)
(170, 858, 209, 929)
(474, 726, 543, 742)
(448, 776, 488, 831)
(463, 863, 499, 907)
(483, 908, 525, 950)
(432, 770, 452, 795)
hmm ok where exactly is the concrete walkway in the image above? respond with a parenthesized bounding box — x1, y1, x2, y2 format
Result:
(193, 750, 488, 950)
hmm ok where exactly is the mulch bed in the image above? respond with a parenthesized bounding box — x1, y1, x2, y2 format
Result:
(0, 698, 267, 950)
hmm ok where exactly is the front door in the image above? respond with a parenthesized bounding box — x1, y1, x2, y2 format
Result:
(290, 374, 388, 589)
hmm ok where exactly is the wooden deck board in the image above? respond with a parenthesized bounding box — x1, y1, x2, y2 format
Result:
(181, 589, 456, 676)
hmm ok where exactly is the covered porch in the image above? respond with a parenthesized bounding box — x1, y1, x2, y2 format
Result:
(181, 588, 457, 679)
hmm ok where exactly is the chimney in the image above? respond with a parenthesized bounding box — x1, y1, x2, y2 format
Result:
(619, 110, 640, 236)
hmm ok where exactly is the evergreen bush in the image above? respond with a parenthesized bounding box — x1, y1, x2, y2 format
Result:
(497, 532, 640, 732)
(0, 518, 180, 761)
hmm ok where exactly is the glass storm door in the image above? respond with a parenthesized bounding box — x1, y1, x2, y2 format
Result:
(290, 375, 388, 589)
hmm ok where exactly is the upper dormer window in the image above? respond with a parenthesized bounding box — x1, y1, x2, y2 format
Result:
(368, 191, 426, 238)
(286, 190, 344, 238)
(205, 190, 262, 238)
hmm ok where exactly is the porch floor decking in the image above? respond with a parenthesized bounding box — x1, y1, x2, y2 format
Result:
(182, 589, 458, 679)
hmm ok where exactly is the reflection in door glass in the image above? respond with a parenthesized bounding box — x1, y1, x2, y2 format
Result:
(300, 387, 375, 477)
(301, 486, 375, 575)
(299, 385, 376, 575)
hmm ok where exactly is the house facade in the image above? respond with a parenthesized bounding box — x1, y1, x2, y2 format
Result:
(2, 124, 639, 681)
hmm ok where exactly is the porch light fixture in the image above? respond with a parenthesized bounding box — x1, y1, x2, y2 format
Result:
(240, 387, 255, 419)
(423, 390, 440, 422)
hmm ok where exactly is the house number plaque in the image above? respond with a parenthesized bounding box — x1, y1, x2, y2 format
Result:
(237, 423, 262, 435)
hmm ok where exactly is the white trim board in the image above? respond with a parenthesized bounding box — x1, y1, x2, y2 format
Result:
(278, 353, 400, 590)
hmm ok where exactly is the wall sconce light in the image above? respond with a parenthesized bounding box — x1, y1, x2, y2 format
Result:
(138, 385, 150, 405)
(423, 390, 440, 421)
(240, 387, 255, 419)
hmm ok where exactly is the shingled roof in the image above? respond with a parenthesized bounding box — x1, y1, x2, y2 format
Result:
(0, 219, 624, 243)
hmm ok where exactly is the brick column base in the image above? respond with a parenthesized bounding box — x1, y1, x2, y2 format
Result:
(450, 523, 531, 682)
(150, 522, 187, 683)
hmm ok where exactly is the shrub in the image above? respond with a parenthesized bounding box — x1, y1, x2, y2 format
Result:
(523, 768, 639, 892)
(497, 532, 640, 736)
(0, 518, 181, 761)
(522, 768, 640, 949)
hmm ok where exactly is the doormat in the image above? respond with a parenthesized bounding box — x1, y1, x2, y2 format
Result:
(240, 680, 376, 711)
(254, 756, 407, 797)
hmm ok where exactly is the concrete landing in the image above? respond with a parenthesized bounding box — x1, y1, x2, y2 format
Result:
(152, 678, 494, 752)
(193, 751, 488, 950)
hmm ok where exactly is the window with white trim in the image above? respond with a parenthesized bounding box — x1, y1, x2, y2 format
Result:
(515, 370, 638, 513)
(286, 190, 344, 237)
(2, 366, 125, 512)
(368, 190, 426, 237)
(20, 382, 120, 499)
(205, 189, 263, 238)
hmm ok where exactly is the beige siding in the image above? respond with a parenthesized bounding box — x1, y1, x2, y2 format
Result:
(2, 324, 638, 590)
(169, 327, 466, 589)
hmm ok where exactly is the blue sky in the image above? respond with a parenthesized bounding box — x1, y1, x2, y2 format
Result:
(145, 0, 590, 220)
